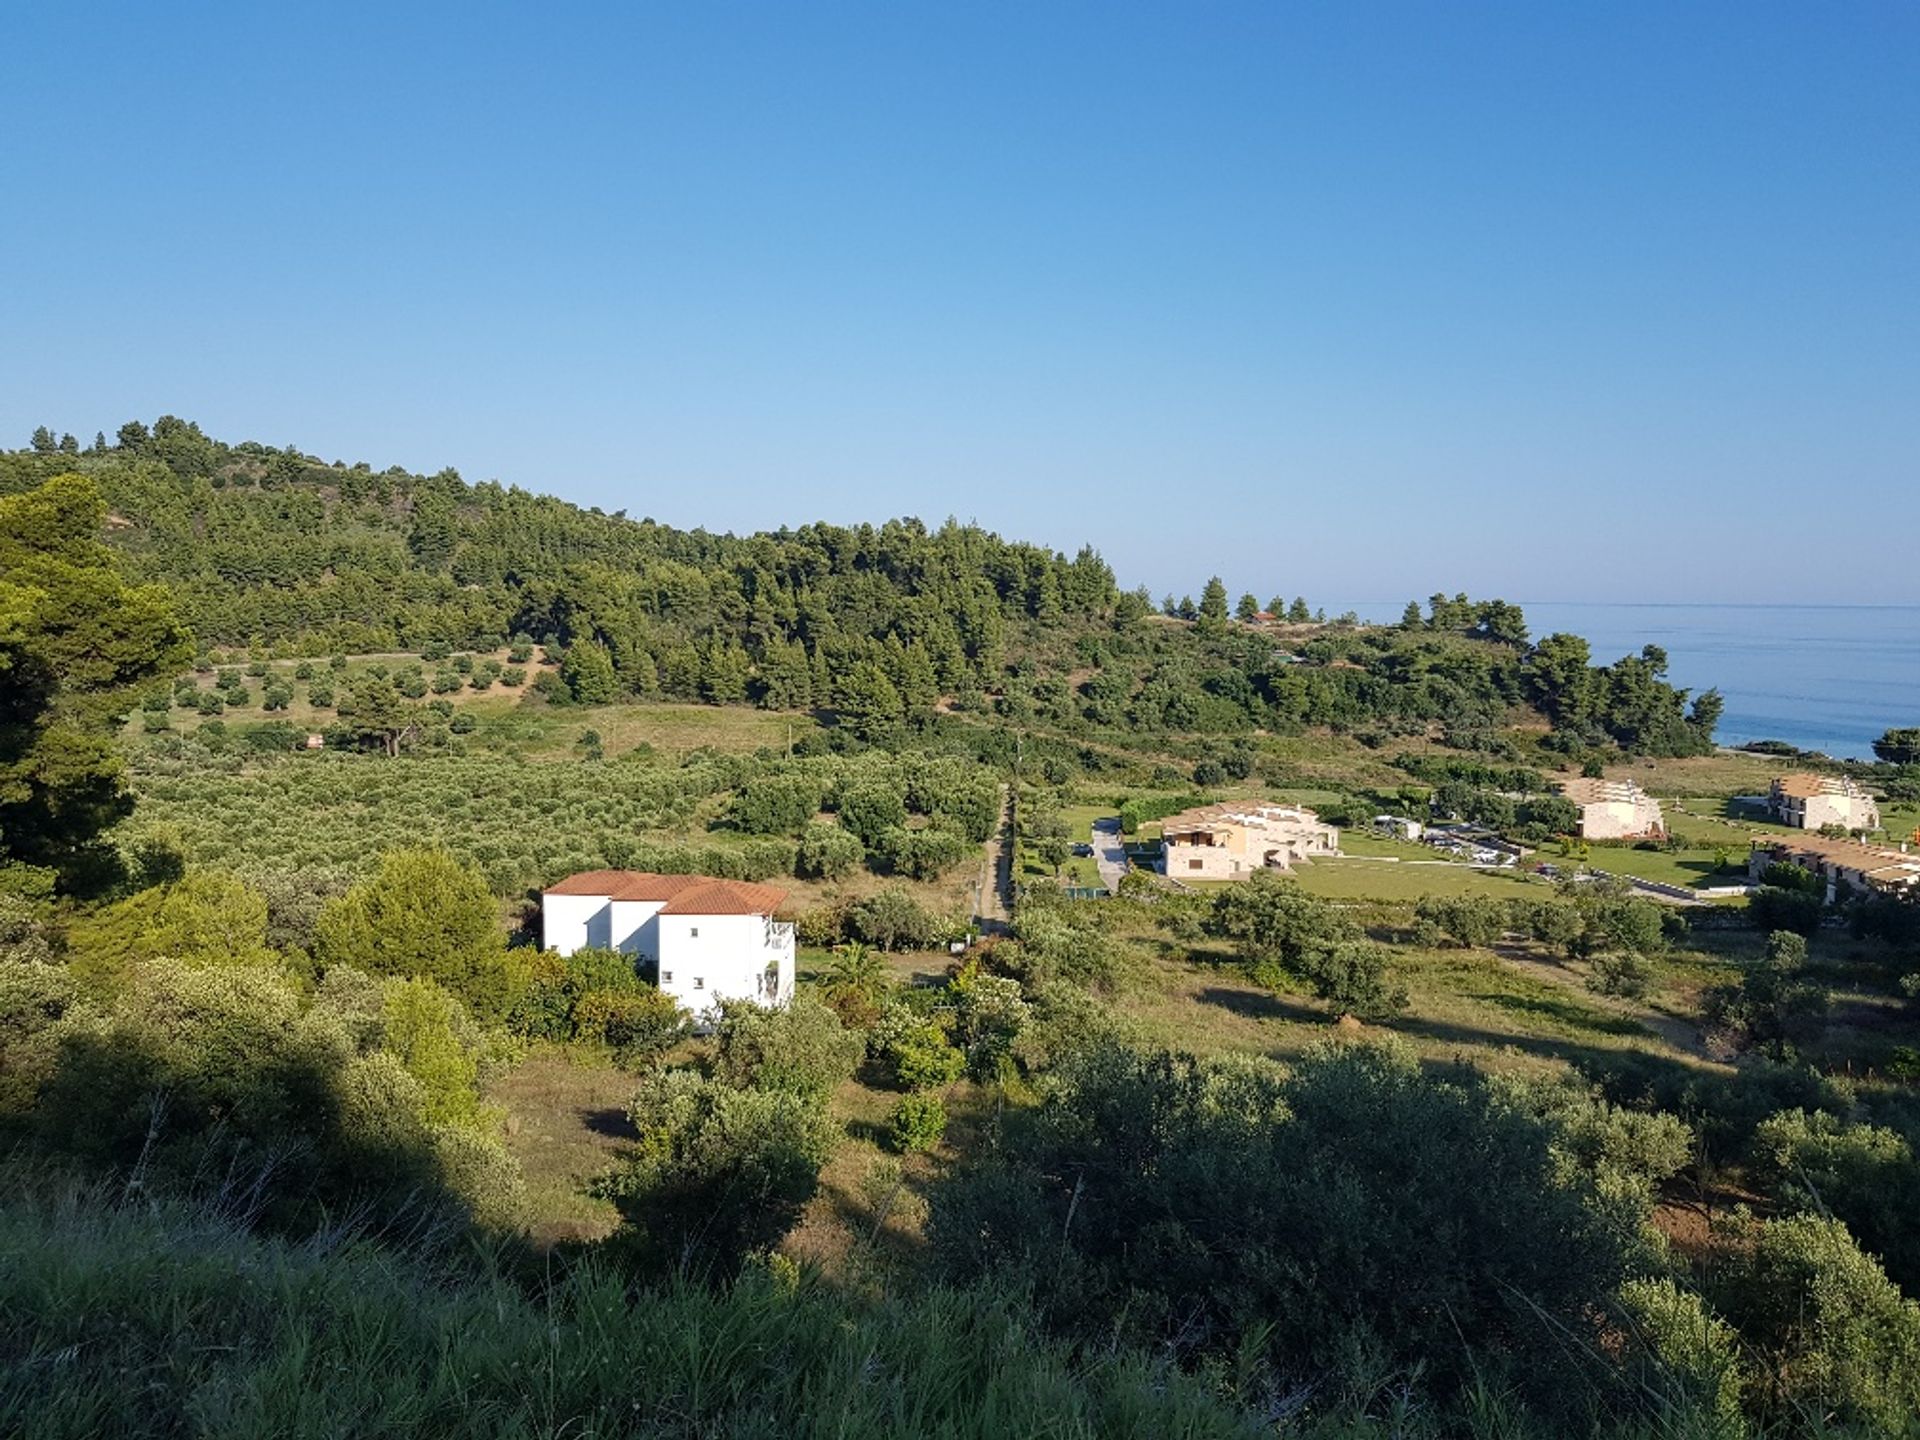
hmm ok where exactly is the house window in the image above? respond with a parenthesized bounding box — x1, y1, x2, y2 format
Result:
(693, 977, 705, 990)
(1188, 858, 1203, 871)
(661, 971, 673, 984)
(690, 926, 699, 937)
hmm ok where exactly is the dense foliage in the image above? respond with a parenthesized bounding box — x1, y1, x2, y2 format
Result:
(3, 423, 1716, 759)
(0, 475, 189, 894)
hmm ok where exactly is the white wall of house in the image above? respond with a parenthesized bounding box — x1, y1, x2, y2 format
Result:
(1576, 796, 1664, 840)
(541, 895, 794, 1023)
(541, 895, 668, 957)
(1163, 840, 1246, 880)
(541, 893, 612, 955)
(654, 912, 794, 1018)
(1797, 794, 1880, 832)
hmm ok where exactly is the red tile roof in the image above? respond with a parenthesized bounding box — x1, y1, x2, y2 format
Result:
(543, 870, 788, 915)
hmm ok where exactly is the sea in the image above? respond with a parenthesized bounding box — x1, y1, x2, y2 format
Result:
(1335, 602, 1920, 762)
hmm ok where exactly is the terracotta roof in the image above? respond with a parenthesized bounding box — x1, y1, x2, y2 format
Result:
(1753, 836, 1920, 890)
(660, 879, 789, 916)
(1772, 773, 1868, 801)
(543, 870, 788, 914)
(1556, 777, 1654, 807)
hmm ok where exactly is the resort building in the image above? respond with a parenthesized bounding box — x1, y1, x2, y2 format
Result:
(1555, 777, 1666, 840)
(1768, 773, 1881, 833)
(541, 870, 795, 1018)
(1159, 802, 1339, 880)
(1749, 836, 1920, 902)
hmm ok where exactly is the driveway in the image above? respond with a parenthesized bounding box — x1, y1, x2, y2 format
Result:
(1090, 817, 1131, 893)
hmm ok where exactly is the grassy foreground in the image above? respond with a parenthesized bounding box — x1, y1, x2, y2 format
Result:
(0, 1180, 1252, 1440)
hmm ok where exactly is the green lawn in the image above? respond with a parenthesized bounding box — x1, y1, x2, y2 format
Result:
(1017, 802, 1112, 887)
(1289, 856, 1548, 902)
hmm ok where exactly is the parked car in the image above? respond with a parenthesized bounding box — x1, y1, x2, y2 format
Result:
(1071, 842, 1094, 857)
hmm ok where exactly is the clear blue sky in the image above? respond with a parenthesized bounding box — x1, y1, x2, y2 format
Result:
(3, 2, 1915, 605)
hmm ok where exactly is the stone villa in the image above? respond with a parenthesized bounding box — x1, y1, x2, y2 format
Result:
(1159, 801, 1339, 880)
(1768, 773, 1880, 833)
(1555, 777, 1666, 840)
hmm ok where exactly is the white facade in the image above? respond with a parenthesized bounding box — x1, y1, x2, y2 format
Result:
(1556, 778, 1665, 840)
(1769, 774, 1880, 833)
(651, 911, 795, 1017)
(1159, 802, 1340, 880)
(540, 872, 795, 1021)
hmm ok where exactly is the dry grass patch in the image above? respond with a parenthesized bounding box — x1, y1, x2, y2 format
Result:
(486, 1048, 639, 1247)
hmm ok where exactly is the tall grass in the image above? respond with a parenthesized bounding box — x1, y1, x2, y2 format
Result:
(0, 1177, 1891, 1439)
(0, 1177, 1252, 1440)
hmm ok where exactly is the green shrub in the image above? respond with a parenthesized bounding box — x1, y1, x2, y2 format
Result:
(890, 1093, 948, 1153)
(313, 850, 515, 1018)
(602, 1068, 837, 1276)
(796, 822, 864, 879)
(572, 986, 686, 1068)
(712, 996, 862, 1099)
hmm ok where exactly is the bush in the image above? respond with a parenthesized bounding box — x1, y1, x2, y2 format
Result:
(18, 959, 519, 1231)
(886, 1020, 967, 1090)
(313, 850, 516, 1018)
(889, 1093, 948, 1153)
(834, 780, 908, 846)
(1748, 884, 1823, 936)
(1616, 1278, 1746, 1433)
(732, 775, 824, 836)
(572, 987, 686, 1068)
(712, 996, 863, 1099)
(1710, 1212, 1920, 1433)
(929, 1038, 1638, 1405)
(873, 824, 971, 880)
(795, 822, 864, 880)
(602, 1068, 836, 1276)
(849, 888, 937, 952)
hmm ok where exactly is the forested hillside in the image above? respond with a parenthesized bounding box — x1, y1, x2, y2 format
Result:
(2, 418, 1718, 759)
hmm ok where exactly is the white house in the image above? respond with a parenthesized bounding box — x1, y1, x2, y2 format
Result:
(541, 870, 795, 1019)
(1554, 777, 1666, 840)
(1768, 773, 1880, 833)
(1159, 801, 1340, 880)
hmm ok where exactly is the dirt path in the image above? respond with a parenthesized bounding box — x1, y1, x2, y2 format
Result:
(1090, 816, 1130, 892)
(977, 785, 1014, 934)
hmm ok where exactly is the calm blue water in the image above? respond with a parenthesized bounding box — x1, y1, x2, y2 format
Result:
(1339, 602, 1920, 761)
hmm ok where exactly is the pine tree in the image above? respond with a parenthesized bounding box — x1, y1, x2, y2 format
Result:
(560, 641, 619, 705)
(1198, 576, 1229, 622)
(836, 662, 904, 742)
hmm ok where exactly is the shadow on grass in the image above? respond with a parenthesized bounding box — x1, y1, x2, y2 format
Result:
(1384, 1011, 1712, 1076)
(1193, 986, 1323, 1025)
(1464, 990, 1649, 1038)
(578, 1106, 640, 1142)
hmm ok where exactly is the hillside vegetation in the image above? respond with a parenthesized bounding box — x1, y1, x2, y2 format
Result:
(4, 418, 1720, 764)
(6, 426, 1920, 1440)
